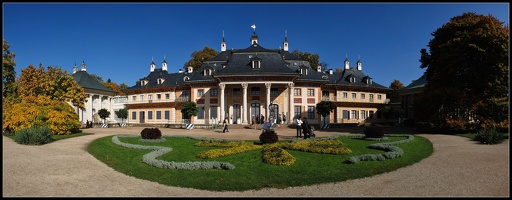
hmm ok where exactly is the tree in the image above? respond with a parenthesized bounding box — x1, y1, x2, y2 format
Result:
(18, 64, 87, 109)
(183, 46, 219, 72)
(2, 39, 17, 99)
(291, 50, 321, 68)
(97, 108, 110, 124)
(115, 109, 128, 123)
(418, 12, 509, 131)
(388, 80, 404, 103)
(316, 101, 334, 127)
(181, 102, 198, 123)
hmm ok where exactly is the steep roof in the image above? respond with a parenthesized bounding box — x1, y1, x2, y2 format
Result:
(323, 68, 389, 90)
(72, 71, 116, 93)
(402, 73, 427, 90)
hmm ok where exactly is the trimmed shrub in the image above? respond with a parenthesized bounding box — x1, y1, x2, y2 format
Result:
(14, 126, 54, 145)
(259, 130, 278, 144)
(474, 128, 505, 145)
(140, 128, 162, 139)
(363, 126, 384, 138)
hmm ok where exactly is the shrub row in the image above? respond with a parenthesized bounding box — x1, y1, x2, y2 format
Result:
(14, 126, 54, 145)
(474, 128, 505, 145)
(112, 135, 235, 170)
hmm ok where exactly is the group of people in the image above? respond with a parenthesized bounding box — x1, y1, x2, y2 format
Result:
(295, 117, 315, 139)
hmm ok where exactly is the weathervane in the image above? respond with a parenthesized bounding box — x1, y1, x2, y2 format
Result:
(251, 24, 256, 32)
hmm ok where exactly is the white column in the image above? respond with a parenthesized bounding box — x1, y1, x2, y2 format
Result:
(242, 83, 248, 124)
(219, 83, 226, 121)
(288, 83, 294, 124)
(265, 82, 271, 122)
(86, 95, 93, 122)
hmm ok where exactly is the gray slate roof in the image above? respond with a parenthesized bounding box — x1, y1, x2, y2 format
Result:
(72, 71, 116, 93)
(125, 35, 390, 91)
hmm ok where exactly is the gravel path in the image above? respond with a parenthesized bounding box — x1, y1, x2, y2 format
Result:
(2, 126, 509, 197)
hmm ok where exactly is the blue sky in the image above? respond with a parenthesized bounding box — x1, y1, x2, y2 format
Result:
(3, 2, 509, 88)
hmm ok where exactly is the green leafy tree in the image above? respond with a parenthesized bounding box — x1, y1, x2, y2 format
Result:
(389, 80, 404, 103)
(115, 109, 128, 123)
(316, 101, 334, 126)
(291, 50, 321, 68)
(418, 12, 509, 131)
(181, 102, 198, 123)
(97, 108, 110, 124)
(183, 46, 219, 72)
(2, 39, 17, 99)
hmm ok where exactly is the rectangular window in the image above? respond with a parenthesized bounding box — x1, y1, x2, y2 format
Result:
(148, 111, 153, 120)
(294, 106, 302, 119)
(233, 88, 241, 96)
(294, 88, 301, 96)
(156, 111, 161, 120)
(369, 110, 374, 119)
(351, 110, 357, 119)
(361, 93, 365, 100)
(164, 110, 170, 120)
(343, 92, 348, 99)
(148, 94, 152, 100)
(369, 94, 374, 102)
(251, 88, 260, 96)
(210, 106, 218, 119)
(131, 111, 136, 120)
(270, 88, 278, 96)
(307, 89, 314, 96)
(210, 89, 217, 97)
(351, 93, 356, 99)
(132, 95, 136, 102)
(378, 94, 382, 100)
(198, 107, 205, 119)
(360, 110, 365, 119)
(307, 106, 315, 119)
(198, 89, 204, 97)
(343, 110, 349, 119)
(181, 91, 190, 97)
(140, 95, 144, 101)
(165, 93, 170, 99)
(157, 94, 161, 100)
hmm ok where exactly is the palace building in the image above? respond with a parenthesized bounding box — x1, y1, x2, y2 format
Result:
(123, 29, 391, 126)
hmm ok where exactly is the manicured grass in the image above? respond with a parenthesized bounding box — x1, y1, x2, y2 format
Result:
(88, 134, 433, 191)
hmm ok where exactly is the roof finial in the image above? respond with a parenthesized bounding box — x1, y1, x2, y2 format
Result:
(251, 24, 256, 33)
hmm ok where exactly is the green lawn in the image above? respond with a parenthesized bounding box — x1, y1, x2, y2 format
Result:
(88, 134, 433, 191)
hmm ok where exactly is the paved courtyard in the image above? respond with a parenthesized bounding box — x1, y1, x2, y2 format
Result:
(3, 125, 510, 197)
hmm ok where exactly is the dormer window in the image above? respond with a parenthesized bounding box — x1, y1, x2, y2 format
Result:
(157, 78, 165, 84)
(204, 68, 213, 76)
(141, 80, 149, 86)
(251, 58, 261, 69)
(183, 76, 190, 82)
(363, 76, 372, 84)
(350, 77, 356, 83)
(347, 75, 356, 83)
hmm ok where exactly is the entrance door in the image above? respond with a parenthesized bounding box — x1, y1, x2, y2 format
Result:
(139, 111, 145, 123)
(250, 103, 260, 123)
(233, 104, 241, 124)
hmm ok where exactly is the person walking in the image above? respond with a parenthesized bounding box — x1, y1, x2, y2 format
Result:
(296, 117, 303, 138)
(260, 114, 265, 124)
(301, 117, 310, 139)
(222, 117, 229, 133)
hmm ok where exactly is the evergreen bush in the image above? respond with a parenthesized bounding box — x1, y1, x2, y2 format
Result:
(363, 126, 384, 138)
(140, 128, 162, 139)
(259, 130, 278, 144)
(14, 126, 54, 145)
(474, 128, 504, 145)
